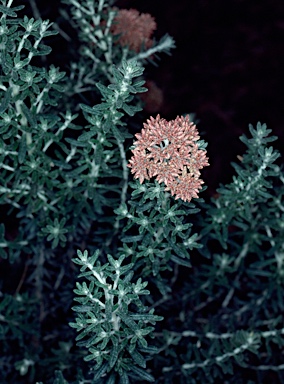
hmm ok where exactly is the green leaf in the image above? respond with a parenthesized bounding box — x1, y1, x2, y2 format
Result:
(118, 311, 138, 332)
(109, 337, 119, 369)
(102, 116, 113, 133)
(121, 235, 144, 243)
(96, 82, 111, 99)
(130, 365, 155, 382)
(77, 130, 95, 142)
(18, 135, 27, 164)
(67, 164, 88, 177)
(92, 362, 108, 380)
(112, 66, 124, 83)
(80, 103, 106, 114)
(52, 370, 68, 384)
(130, 314, 163, 322)
(106, 373, 116, 384)
(139, 345, 159, 354)
(111, 124, 124, 142)
(122, 103, 139, 116)
(71, 305, 93, 313)
(0, 4, 18, 17)
(0, 88, 12, 114)
(128, 348, 146, 368)
(119, 372, 130, 384)
(21, 102, 36, 127)
(170, 255, 191, 267)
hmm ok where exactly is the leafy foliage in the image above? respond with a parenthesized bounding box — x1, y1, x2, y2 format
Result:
(70, 250, 162, 383)
(0, 1, 284, 383)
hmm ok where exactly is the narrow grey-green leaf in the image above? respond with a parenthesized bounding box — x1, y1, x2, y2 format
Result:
(128, 348, 146, 368)
(0, 88, 12, 114)
(170, 255, 191, 267)
(0, 4, 18, 16)
(109, 337, 119, 369)
(67, 164, 88, 177)
(78, 131, 95, 142)
(93, 363, 108, 381)
(130, 365, 155, 382)
(18, 135, 27, 164)
(119, 371, 130, 384)
(21, 102, 36, 127)
(111, 125, 124, 142)
(121, 235, 144, 243)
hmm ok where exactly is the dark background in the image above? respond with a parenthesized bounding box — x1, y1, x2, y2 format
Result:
(24, 0, 284, 195)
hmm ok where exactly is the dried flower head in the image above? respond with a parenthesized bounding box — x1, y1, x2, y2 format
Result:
(111, 8, 157, 53)
(128, 115, 209, 202)
(140, 80, 164, 113)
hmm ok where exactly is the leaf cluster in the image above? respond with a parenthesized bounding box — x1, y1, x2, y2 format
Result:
(70, 250, 162, 383)
(1, 1, 284, 384)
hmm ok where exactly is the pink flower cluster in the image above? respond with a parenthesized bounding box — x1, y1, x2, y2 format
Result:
(128, 115, 209, 202)
(111, 8, 156, 53)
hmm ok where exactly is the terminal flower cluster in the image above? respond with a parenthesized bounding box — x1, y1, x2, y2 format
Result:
(111, 8, 157, 52)
(128, 115, 209, 202)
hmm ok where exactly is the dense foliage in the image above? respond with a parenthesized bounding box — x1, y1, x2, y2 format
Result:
(0, 1, 283, 383)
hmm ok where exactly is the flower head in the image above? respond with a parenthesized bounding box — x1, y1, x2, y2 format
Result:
(140, 80, 164, 113)
(128, 115, 209, 202)
(111, 9, 156, 53)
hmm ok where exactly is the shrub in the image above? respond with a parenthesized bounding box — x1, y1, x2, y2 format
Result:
(0, 1, 283, 383)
